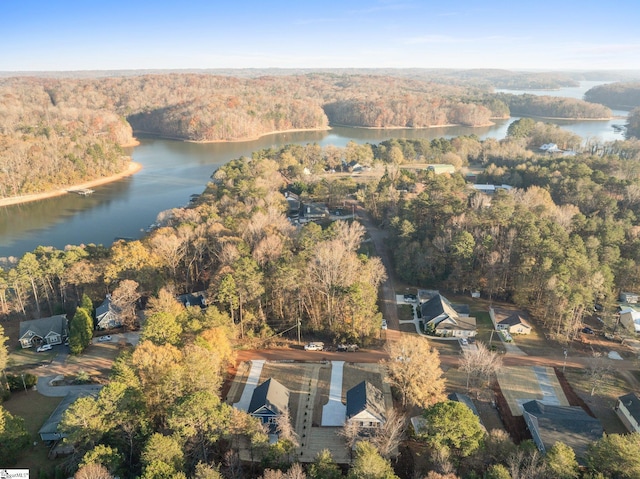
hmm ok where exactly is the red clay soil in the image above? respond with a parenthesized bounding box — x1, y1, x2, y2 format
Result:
(493, 380, 531, 444)
(554, 367, 595, 417)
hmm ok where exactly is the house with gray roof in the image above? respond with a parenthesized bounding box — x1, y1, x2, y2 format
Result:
(19, 314, 67, 348)
(178, 291, 207, 309)
(39, 392, 93, 442)
(616, 392, 640, 433)
(96, 294, 122, 330)
(248, 378, 290, 434)
(522, 400, 602, 461)
(421, 294, 477, 338)
(346, 381, 386, 431)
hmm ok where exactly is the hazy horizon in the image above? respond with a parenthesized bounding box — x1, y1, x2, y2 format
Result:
(2, 0, 640, 72)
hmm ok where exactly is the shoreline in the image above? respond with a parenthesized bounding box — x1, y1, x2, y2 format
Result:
(0, 161, 143, 208)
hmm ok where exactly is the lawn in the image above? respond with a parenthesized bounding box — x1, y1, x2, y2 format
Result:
(7, 346, 57, 370)
(3, 391, 65, 474)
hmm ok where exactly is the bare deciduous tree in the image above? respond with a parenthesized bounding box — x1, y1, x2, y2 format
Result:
(371, 408, 406, 459)
(110, 279, 141, 330)
(459, 341, 502, 392)
(338, 419, 362, 460)
(74, 463, 113, 479)
(588, 352, 612, 396)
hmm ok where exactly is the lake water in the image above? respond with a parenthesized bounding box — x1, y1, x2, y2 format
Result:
(0, 82, 630, 259)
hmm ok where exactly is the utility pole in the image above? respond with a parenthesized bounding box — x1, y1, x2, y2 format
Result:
(297, 321, 301, 344)
(562, 348, 568, 373)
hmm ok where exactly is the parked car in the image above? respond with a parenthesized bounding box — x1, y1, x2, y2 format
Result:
(337, 343, 359, 352)
(97, 335, 112, 342)
(403, 294, 417, 303)
(459, 338, 469, 346)
(381, 319, 388, 330)
(304, 342, 324, 351)
(582, 327, 595, 335)
(36, 344, 52, 352)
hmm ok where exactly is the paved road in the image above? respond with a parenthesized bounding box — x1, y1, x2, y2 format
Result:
(36, 375, 103, 397)
(358, 208, 402, 342)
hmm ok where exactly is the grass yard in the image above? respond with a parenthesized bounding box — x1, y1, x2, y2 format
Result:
(65, 341, 125, 379)
(3, 391, 65, 474)
(397, 303, 415, 321)
(562, 366, 629, 434)
(7, 346, 57, 370)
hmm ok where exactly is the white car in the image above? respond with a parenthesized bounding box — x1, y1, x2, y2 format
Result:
(459, 338, 469, 346)
(381, 319, 388, 330)
(304, 342, 324, 351)
(97, 335, 112, 342)
(36, 344, 52, 352)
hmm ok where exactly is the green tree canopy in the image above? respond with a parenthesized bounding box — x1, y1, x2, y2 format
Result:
(586, 433, 640, 479)
(348, 441, 399, 479)
(419, 400, 485, 458)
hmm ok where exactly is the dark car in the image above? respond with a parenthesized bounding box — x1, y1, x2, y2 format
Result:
(337, 344, 359, 352)
(582, 327, 595, 335)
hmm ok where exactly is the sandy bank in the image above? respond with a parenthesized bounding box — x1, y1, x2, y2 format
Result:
(0, 161, 143, 208)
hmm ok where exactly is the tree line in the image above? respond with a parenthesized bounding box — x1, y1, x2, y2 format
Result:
(1, 72, 616, 198)
(584, 82, 640, 110)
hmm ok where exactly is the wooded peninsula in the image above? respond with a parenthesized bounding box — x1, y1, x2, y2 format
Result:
(0, 71, 625, 199)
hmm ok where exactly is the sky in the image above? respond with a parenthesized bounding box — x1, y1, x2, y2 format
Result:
(1, 0, 640, 72)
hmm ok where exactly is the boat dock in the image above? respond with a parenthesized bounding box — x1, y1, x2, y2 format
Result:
(68, 188, 94, 196)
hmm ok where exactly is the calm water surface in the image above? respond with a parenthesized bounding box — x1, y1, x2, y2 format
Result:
(0, 82, 629, 259)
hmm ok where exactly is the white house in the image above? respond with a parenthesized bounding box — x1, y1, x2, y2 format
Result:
(619, 306, 640, 334)
(616, 393, 640, 433)
(490, 307, 532, 335)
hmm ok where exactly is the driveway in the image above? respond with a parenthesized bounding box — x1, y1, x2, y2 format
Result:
(321, 361, 346, 426)
(36, 375, 103, 397)
(233, 360, 265, 411)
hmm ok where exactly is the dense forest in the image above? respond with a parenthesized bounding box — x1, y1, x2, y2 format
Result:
(584, 82, 640, 110)
(0, 72, 618, 198)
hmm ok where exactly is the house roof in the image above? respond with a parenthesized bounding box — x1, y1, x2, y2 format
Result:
(248, 378, 290, 416)
(96, 294, 121, 319)
(39, 391, 95, 439)
(346, 381, 386, 422)
(421, 294, 460, 323)
(522, 400, 602, 460)
(178, 292, 207, 309)
(421, 295, 476, 331)
(618, 393, 640, 422)
(499, 312, 531, 329)
(437, 316, 477, 332)
(19, 314, 67, 340)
